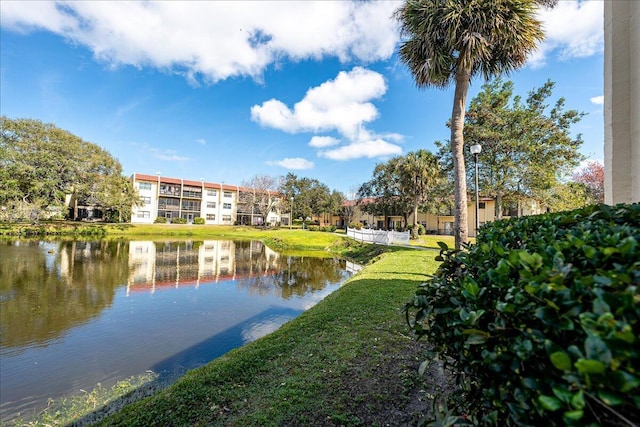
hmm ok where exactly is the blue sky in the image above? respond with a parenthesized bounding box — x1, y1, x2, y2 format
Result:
(1, 1, 604, 195)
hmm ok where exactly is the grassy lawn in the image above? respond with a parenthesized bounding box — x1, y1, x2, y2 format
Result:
(409, 234, 456, 249)
(92, 248, 443, 426)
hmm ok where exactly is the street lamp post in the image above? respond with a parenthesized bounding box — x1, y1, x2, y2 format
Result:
(290, 196, 294, 230)
(470, 143, 482, 237)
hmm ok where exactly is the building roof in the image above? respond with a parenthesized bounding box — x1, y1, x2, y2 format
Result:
(132, 173, 247, 192)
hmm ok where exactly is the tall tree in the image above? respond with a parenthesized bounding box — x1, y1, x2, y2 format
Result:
(101, 175, 143, 223)
(239, 174, 283, 227)
(358, 150, 444, 233)
(398, 149, 443, 238)
(0, 116, 137, 221)
(324, 190, 345, 226)
(279, 173, 333, 228)
(541, 182, 592, 212)
(358, 157, 405, 230)
(396, 0, 545, 249)
(573, 161, 604, 204)
(438, 78, 584, 218)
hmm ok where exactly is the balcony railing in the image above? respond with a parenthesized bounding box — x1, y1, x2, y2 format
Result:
(182, 190, 202, 198)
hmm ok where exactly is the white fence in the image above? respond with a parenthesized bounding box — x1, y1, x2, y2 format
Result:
(346, 227, 410, 246)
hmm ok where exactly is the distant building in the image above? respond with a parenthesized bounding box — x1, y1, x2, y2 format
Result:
(325, 197, 545, 237)
(131, 173, 284, 225)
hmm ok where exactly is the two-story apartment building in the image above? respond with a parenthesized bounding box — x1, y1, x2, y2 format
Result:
(131, 173, 282, 225)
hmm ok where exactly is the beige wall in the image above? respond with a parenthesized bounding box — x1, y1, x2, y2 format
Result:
(338, 197, 544, 237)
(604, 1, 640, 204)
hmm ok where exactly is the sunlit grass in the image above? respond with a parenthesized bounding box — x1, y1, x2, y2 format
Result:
(409, 234, 456, 249)
(10, 372, 160, 427)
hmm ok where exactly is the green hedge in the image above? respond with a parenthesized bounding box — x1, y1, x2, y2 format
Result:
(193, 217, 205, 225)
(171, 217, 187, 224)
(153, 217, 167, 224)
(307, 225, 337, 232)
(404, 203, 640, 426)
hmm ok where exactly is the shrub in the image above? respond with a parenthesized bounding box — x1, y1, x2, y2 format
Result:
(308, 225, 319, 232)
(417, 224, 425, 235)
(193, 217, 205, 225)
(404, 203, 640, 426)
(154, 217, 167, 224)
(171, 217, 187, 224)
(349, 222, 363, 230)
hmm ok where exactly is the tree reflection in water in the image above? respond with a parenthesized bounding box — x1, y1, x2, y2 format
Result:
(0, 238, 352, 423)
(0, 240, 130, 351)
(1, 239, 349, 351)
(236, 255, 348, 299)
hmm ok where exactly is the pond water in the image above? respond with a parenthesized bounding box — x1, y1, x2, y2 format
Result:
(0, 239, 355, 423)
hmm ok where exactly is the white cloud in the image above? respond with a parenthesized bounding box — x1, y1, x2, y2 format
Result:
(530, 0, 603, 68)
(253, 67, 403, 161)
(195, 138, 206, 145)
(134, 142, 190, 162)
(590, 95, 604, 105)
(251, 67, 387, 139)
(0, 1, 399, 84)
(241, 314, 295, 343)
(319, 139, 402, 161)
(309, 136, 339, 148)
(154, 149, 189, 162)
(266, 157, 314, 170)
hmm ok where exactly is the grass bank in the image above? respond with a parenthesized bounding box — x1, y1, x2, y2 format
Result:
(0, 222, 416, 264)
(0, 222, 344, 253)
(77, 248, 443, 426)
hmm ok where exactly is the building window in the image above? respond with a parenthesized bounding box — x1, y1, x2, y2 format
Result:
(207, 189, 217, 196)
(181, 200, 201, 211)
(158, 197, 180, 210)
(139, 182, 152, 191)
(206, 214, 216, 220)
(136, 211, 150, 218)
(222, 215, 232, 222)
(207, 201, 216, 209)
(223, 191, 233, 198)
(479, 202, 486, 209)
(223, 203, 232, 209)
(142, 196, 152, 204)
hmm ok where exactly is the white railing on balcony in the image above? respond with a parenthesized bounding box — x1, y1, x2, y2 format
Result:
(346, 228, 410, 246)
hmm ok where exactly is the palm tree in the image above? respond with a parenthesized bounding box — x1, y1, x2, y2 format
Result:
(397, 149, 442, 239)
(396, 0, 546, 249)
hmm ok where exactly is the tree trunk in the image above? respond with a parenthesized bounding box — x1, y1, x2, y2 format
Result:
(412, 199, 419, 239)
(496, 190, 503, 220)
(451, 69, 471, 249)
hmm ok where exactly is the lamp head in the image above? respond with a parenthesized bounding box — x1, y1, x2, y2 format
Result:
(470, 143, 482, 155)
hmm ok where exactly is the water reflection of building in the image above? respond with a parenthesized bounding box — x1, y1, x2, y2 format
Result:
(127, 240, 280, 294)
(57, 241, 118, 283)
